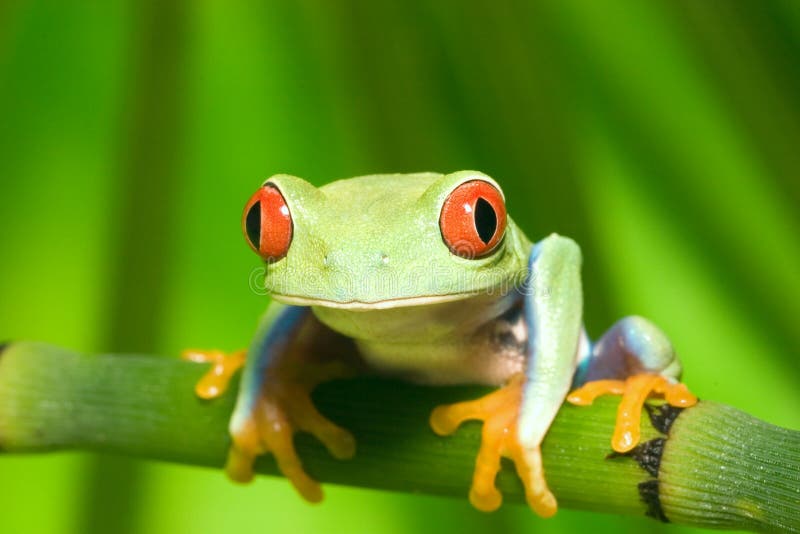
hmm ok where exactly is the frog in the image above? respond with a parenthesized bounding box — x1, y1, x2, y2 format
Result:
(183, 170, 696, 517)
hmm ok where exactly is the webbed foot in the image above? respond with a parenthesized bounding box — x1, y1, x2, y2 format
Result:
(227, 361, 356, 502)
(182, 349, 246, 399)
(567, 374, 697, 452)
(430, 374, 557, 517)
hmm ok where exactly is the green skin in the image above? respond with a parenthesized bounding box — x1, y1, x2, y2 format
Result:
(229, 170, 681, 514)
(260, 171, 535, 385)
(263, 171, 531, 308)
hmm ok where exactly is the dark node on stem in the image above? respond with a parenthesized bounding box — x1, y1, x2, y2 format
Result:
(644, 402, 686, 434)
(608, 438, 665, 477)
(638, 479, 668, 523)
(605, 437, 665, 477)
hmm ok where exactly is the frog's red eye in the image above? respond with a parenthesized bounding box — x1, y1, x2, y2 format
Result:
(243, 183, 293, 262)
(439, 180, 506, 259)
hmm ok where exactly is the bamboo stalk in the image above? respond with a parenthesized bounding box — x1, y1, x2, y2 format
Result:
(0, 342, 796, 532)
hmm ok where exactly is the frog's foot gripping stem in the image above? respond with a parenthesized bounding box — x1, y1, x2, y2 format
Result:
(429, 374, 557, 517)
(182, 349, 247, 399)
(567, 374, 697, 452)
(226, 361, 357, 503)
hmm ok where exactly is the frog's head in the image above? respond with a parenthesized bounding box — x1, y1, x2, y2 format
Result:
(243, 171, 531, 310)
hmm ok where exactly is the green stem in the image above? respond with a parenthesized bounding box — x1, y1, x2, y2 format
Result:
(0, 342, 797, 532)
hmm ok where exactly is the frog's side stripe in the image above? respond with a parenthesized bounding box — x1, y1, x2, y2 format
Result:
(230, 305, 310, 435)
(570, 329, 592, 389)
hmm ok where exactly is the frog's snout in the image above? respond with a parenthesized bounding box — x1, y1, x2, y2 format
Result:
(317, 248, 397, 303)
(321, 249, 391, 270)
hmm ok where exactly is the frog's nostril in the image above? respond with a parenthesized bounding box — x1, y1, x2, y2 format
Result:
(380, 253, 389, 265)
(322, 250, 345, 269)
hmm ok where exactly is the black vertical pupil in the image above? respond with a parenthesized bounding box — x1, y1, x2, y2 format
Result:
(474, 197, 497, 244)
(246, 200, 261, 249)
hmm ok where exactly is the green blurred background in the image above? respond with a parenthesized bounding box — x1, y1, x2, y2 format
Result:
(1, 1, 798, 533)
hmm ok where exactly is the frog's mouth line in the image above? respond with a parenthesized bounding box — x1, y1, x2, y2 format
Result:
(271, 292, 477, 311)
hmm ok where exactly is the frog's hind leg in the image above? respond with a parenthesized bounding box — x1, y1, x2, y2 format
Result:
(568, 316, 697, 452)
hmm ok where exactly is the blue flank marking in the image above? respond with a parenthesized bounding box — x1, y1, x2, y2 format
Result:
(571, 348, 592, 389)
(237, 305, 309, 418)
(523, 242, 542, 378)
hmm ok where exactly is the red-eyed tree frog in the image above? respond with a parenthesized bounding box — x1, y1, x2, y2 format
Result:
(184, 171, 696, 517)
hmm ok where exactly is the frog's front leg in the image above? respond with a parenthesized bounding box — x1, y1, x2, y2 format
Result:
(567, 316, 697, 452)
(191, 302, 358, 501)
(431, 235, 584, 517)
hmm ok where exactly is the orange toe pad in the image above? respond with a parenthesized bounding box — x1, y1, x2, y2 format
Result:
(567, 374, 697, 452)
(430, 373, 557, 517)
(183, 349, 246, 399)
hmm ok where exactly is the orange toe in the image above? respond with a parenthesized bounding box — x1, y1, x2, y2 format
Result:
(611, 374, 663, 451)
(566, 379, 625, 405)
(662, 381, 697, 407)
(430, 374, 557, 517)
(183, 349, 246, 399)
(568, 374, 698, 453)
